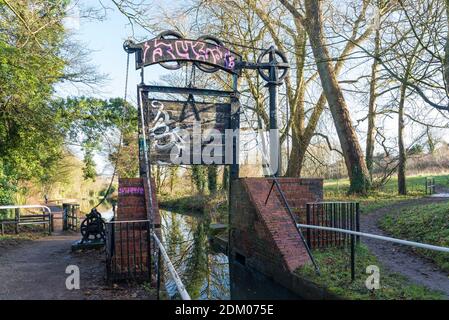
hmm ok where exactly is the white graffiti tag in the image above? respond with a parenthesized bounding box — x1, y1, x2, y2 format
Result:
(148, 101, 186, 163)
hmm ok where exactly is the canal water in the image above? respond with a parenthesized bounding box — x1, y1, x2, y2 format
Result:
(161, 209, 303, 300)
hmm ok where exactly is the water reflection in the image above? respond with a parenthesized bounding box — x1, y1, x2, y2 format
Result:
(161, 210, 303, 300)
(80, 199, 114, 221)
(161, 210, 230, 300)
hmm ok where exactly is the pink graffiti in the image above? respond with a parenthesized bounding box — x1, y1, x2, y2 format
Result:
(141, 38, 240, 72)
(154, 39, 177, 59)
(119, 187, 144, 195)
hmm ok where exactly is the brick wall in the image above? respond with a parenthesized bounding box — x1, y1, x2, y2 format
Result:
(230, 177, 323, 279)
(273, 178, 323, 223)
(112, 177, 160, 278)
(117, 178, 160, 225)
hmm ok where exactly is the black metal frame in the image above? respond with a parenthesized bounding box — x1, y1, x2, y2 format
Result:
(126, 32, 291, 293)
(0, 208, 52, 235)
(306, 202, 360, 281)
(425, 177, 436, 195)
(105, 220, 152, 283)
(63, 203, 79, 232)
(137, 84, 238, 167)
(305, 202, 360, 249)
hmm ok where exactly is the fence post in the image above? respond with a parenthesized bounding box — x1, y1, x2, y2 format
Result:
(105, 223, 112, 284)
(157, 248, 161, 300)
(147, 223, 152, 283)
(433, 178, 436, 194)
(15, 208, 20, 234)
(355, 203, 360, 244)
(306, 204, 312, 249)
(350, 234, 355, 282)
(62, 203, 69, 231)
(73, 204, 80, 231)
(425, 178, 428, 195)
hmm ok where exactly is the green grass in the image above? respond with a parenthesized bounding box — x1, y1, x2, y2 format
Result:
(158, 192, 228, 219)
(380, 202, 449, 273)
(158, 194, 207, 213)
(296, 245, 444, 300)
(0, 229, 47, 247)
(324, 173, 449, 214)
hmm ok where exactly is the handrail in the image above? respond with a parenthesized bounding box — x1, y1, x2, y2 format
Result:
(137, 89, 190, 300)
(265, 179, 321, 275)
(297, 224, 449, 253)
(0, 205, 53, 234)
(0, 205, 52, 213)
(107, 219, 150, 224)
(153, 234, 191, 300)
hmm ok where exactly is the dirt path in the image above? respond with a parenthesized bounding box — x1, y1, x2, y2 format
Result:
(360, 193, 449, 297)
(0, 231, 153, 300)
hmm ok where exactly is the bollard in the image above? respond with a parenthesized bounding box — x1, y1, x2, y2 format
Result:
(62, 203, 69, 231)
(15, 208, 20, 234)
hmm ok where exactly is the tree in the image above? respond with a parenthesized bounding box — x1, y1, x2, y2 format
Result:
(280, 0, 371, 194)
(207, 165, 218, 194)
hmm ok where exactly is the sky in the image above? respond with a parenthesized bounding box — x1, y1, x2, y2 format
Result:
(59, 1, 172, 174)
(59, 1, 170, 101)
(57, 1, 449, 175)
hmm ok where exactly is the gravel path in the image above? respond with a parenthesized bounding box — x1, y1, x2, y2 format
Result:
(0, 231, 153, 300)
(360, 192, 449, 298)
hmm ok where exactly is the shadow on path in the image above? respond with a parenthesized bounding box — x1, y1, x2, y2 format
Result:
(0, 231, 153, 300)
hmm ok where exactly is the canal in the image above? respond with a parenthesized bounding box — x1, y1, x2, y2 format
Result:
(161, 209, 303, 300)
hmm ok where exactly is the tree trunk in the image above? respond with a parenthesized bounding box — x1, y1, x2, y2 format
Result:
(445, 0, 449, 94)
(397, 38, 421, 195)
(366, 26, 381, 179)
(304, 0, 370, 194)
(207, 165, 217, 194)
(398, 82, 407, 195)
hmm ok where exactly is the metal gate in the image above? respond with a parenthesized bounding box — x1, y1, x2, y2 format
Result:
(63, 203, 79, 232)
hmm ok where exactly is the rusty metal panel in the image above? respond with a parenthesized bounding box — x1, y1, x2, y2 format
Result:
(135, 38, 242, 75)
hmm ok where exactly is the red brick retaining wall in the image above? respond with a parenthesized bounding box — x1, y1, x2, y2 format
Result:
(230, 177, 323, 277)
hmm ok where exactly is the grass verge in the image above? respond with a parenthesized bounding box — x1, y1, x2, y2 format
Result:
(0, 227, 47, 248)
(295, 245, 444, 300)
(379, 201, 449, 273)
(324, 173, 449, 214)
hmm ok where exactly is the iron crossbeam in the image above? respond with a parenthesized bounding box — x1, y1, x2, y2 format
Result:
(138, 85, 236, 98)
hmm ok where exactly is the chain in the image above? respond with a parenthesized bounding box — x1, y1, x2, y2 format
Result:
(94, 53, 130, 210)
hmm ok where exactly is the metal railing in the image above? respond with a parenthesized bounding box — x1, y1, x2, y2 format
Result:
(153, 232, 191, 300)
(305, 202, 360, 249)
(425, 177, 436, 195)
(63, 203, 80, 232)
(296, 223, 449, 281)
(105, 219, 191, 300)
(105, 220, 152, 282)
(136, 87, 191, 300)
(0, 205, 53, 235)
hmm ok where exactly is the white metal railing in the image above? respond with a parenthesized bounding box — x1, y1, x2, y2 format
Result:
(105, 219, 191, 299)
(152, 233, 191, 300)
(137, 91, 191, 300)
(297, 224, 449, 253)
(0, 205, 53, 234)
(0, 205, 52, 214)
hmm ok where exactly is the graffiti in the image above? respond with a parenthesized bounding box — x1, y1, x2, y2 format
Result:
(118, 187, 145, 195)
(148, 100, 187, 161)
(137, 38, 241, 74)
(142, 95, 231, 165)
